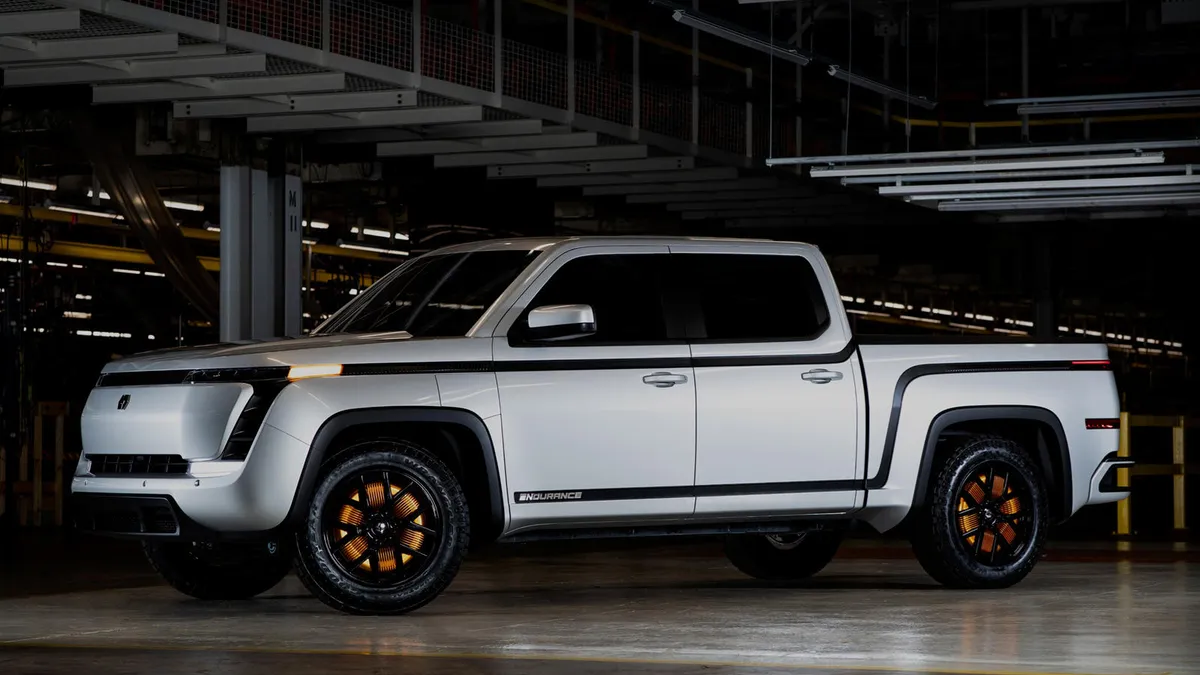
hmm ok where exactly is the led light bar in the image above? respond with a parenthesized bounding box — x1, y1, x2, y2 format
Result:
(88, 189, 204, 212)
(0, 176, 56, 191)
(937, 192, 1200, 212)
(338, 243, 409, 256)
(304, 220, 330, 229)
(826, 65, 936, 110)
(839, 163, 1190, 185)
(49, 205, 123, 220)
(350, 226, 410, 241)
(879, 174, 1200, 197)
(906, 184, 1200, 202)
(811, 152, 1163, 178)
(1018, 97, 1200, 116)
(766, 138, 1200, 166)
(666, 5, 812, 66)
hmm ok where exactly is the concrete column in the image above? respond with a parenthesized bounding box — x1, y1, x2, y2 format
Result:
(281, 175, 303, 337)
(219, 165, 253, 342)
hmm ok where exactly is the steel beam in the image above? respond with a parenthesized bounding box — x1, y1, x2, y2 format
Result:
(94, 72, 347, 103)
(245, 106, 484, 133)
(878, 174, 1200, 196)
(174, 90, 416, 118)
(490, 157, 693, 179)
(769, 139, 1200, 166)
(0, 32, 178, 63)
(4, 52, 265, 87)
(725, 216, 825, 228)
(0, 9, 80, 35)
(681, 208, 832, 220)
(584, 177, 779, 196)
(667, 198, 826, 211)
(378, 132, 598, 157)
(317, 120, 543, 144)
(628, 189, 813, 204)
(436, 145, 647, 168)
(536, 166, 734, 187)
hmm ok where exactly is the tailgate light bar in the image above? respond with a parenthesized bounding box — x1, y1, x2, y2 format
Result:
(1086, 418, 1121, 430)
(1070, 360, 1111, 369)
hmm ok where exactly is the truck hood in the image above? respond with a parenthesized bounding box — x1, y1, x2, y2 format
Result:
(101, 332, 489, 374)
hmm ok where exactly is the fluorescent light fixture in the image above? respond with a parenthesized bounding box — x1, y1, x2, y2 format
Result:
(72, 264, 83, 269)
(304, 220, 330, 229)
(907, 184, 1200, 201)
(112, 268, 142, 275)
(826, 65, 936, 110)
(63, 311, 91, 319)
(839, 163, 1191, 185)
(0, 176, 56, 191)
(767, 138, 1200, 166)
(811, 152, 1163, 178)
(938, 192, 1200, 212)
(288, 363, 343, 380)
(145, 271, 166, 277)
(880, 174, 1200, 197)
(351, 226, 411, 241)
(46, 261, 69, 268)
(303, 238, 317, 245)
(48, 205, 123, 220)
(88, 189, 204, 212)
(148, 335, 156, 340)
(666, 5, 812, 66)
(1018, 97, 1200, 116)
(348, 288, 359, 296)
(76, 294, 92, 300)
(986, 89, 1200, 106)
(206, 226, 221, 232)
(338, 243, 409, 256)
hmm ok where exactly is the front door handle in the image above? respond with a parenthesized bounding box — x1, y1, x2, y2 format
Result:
(801, 368, 843, 384)
(643, 372, 689, 388)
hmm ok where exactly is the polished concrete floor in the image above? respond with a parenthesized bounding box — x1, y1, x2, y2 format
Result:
(0, 535, 1196, 674)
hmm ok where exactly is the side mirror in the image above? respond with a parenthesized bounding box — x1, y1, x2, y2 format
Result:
(525, 304, 596, 342)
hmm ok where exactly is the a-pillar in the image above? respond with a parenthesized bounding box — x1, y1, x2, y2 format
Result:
(218, 159, 302, 342)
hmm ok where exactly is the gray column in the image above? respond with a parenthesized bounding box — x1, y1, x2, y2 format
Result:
(219, 165, 252, 342)
(281, 175, 303, 337)
(249, 169, 274, 340)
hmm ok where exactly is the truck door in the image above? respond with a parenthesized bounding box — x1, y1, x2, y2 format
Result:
(493, 245, 697, 531)
(669, 245, 863, 517)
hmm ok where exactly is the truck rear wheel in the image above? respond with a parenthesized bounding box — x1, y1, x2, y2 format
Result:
(293, 439, 470, 615)
(143, 539, 290, 600)
(911, 436, 1047, 588)
(724, 530, 843, 581)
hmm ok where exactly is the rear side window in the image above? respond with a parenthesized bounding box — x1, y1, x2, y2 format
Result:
(679, 253, 830, 341)
(516, 254, 669, 344)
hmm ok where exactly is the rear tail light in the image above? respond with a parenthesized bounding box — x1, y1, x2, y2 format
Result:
(1071, 360, 1111, 370)
(1086, 418, 1121, 430)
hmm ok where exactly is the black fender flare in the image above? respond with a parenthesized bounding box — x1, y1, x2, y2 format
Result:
(285, 407, 505, 537)
(909, 405, 1072, 520)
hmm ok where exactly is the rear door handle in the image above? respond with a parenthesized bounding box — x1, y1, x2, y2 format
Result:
(643, 372, 689, 388)
(801, 368, 843, 384)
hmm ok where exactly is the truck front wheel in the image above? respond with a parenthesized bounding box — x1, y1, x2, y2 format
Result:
(143, 539, 290, 600)
(724, 530, 843, 581)
(293, 439, 470, 615)
(911, 436, 1048, 588)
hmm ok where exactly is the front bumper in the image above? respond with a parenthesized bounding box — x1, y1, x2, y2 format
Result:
(71, 422, 311, 536)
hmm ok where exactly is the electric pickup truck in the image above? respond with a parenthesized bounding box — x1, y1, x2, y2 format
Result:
(73, 236, 1130, 614)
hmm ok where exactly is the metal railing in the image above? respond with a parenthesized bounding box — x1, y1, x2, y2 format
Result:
(123, 0, 753, 157)
(1116, 412, 1191, 535)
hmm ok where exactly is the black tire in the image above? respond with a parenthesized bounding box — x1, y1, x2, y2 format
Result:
(293, 439, 470, 615)
(144, 538, 290, 600)
(724, 530, 844, 581)
(910, 436, 1048, 589)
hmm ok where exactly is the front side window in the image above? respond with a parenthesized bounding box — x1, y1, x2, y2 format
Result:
(315, 250, 540, 337)
(679, 253, 829, 341)
(515, 253, 669, 344)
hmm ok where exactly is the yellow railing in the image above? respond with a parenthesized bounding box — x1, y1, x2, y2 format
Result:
(1116, 412, 1190, 535)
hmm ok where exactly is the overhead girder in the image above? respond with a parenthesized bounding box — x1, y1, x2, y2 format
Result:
(627, 189, 815, 204)
(317, 120, 545, 144)
(3, 52, 265, 86)
(582, 177, 779, 195)
(94, 72, 347, 103)
(0, 31, 178, 63)
(436, 145, 648, 168)
(0, 9, 81, 35)
(377, 132, 599, 157)
(173, 90, 417, 118)
(490, 157, 694, 179)
(245, 106, 484, 132)
(536, 167, 738, 187)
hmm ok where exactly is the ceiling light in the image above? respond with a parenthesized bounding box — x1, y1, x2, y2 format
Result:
(938, 192, 1200, 212)
(351, 227, 410, 241)
(0, 176, 56, 191)
(665, 4, 812, 66)
(112, 268, 142, 275)
(46, 261, 68, 267)
(767, 138, 1200, 167)
(304, 220, 330, 229)
(811, 152, 1163, 179)
(88, 189, 204, 212)
(76, 294, 92, 300)
(880, 174, 1200, 197)
(338, 243, 409, 256)
(906, 184, 1200, 202)
(206, 226, 221, 232)
(839, 163, 1190, 185)
(48, 205, 123, 220)
(826, 65, 936, 110)
(1018, 97, 1200, 116)
(63, 311, 91, 319)
(145, 271, 166, 277)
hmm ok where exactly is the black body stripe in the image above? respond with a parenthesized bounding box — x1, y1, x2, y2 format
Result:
(515, 479, 863, 503)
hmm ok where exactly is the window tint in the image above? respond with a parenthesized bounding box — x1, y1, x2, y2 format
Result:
(316, 250, 539, 337)
(520, 254, 668, 344)
(681, 253, 829, 341)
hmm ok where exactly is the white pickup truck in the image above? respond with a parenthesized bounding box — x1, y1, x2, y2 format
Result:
(72, 236, 1130, 614)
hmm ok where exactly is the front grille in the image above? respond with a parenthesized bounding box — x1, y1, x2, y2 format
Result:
(88, 454, 190, 476)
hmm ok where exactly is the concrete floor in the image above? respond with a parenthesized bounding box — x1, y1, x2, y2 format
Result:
(0, 536, 1196, 674)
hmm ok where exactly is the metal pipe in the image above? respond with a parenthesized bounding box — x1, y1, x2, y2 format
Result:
(765, 138, 1200, 165)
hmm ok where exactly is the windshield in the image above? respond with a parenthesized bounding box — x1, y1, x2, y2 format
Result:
(314, 249, 542, 337)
